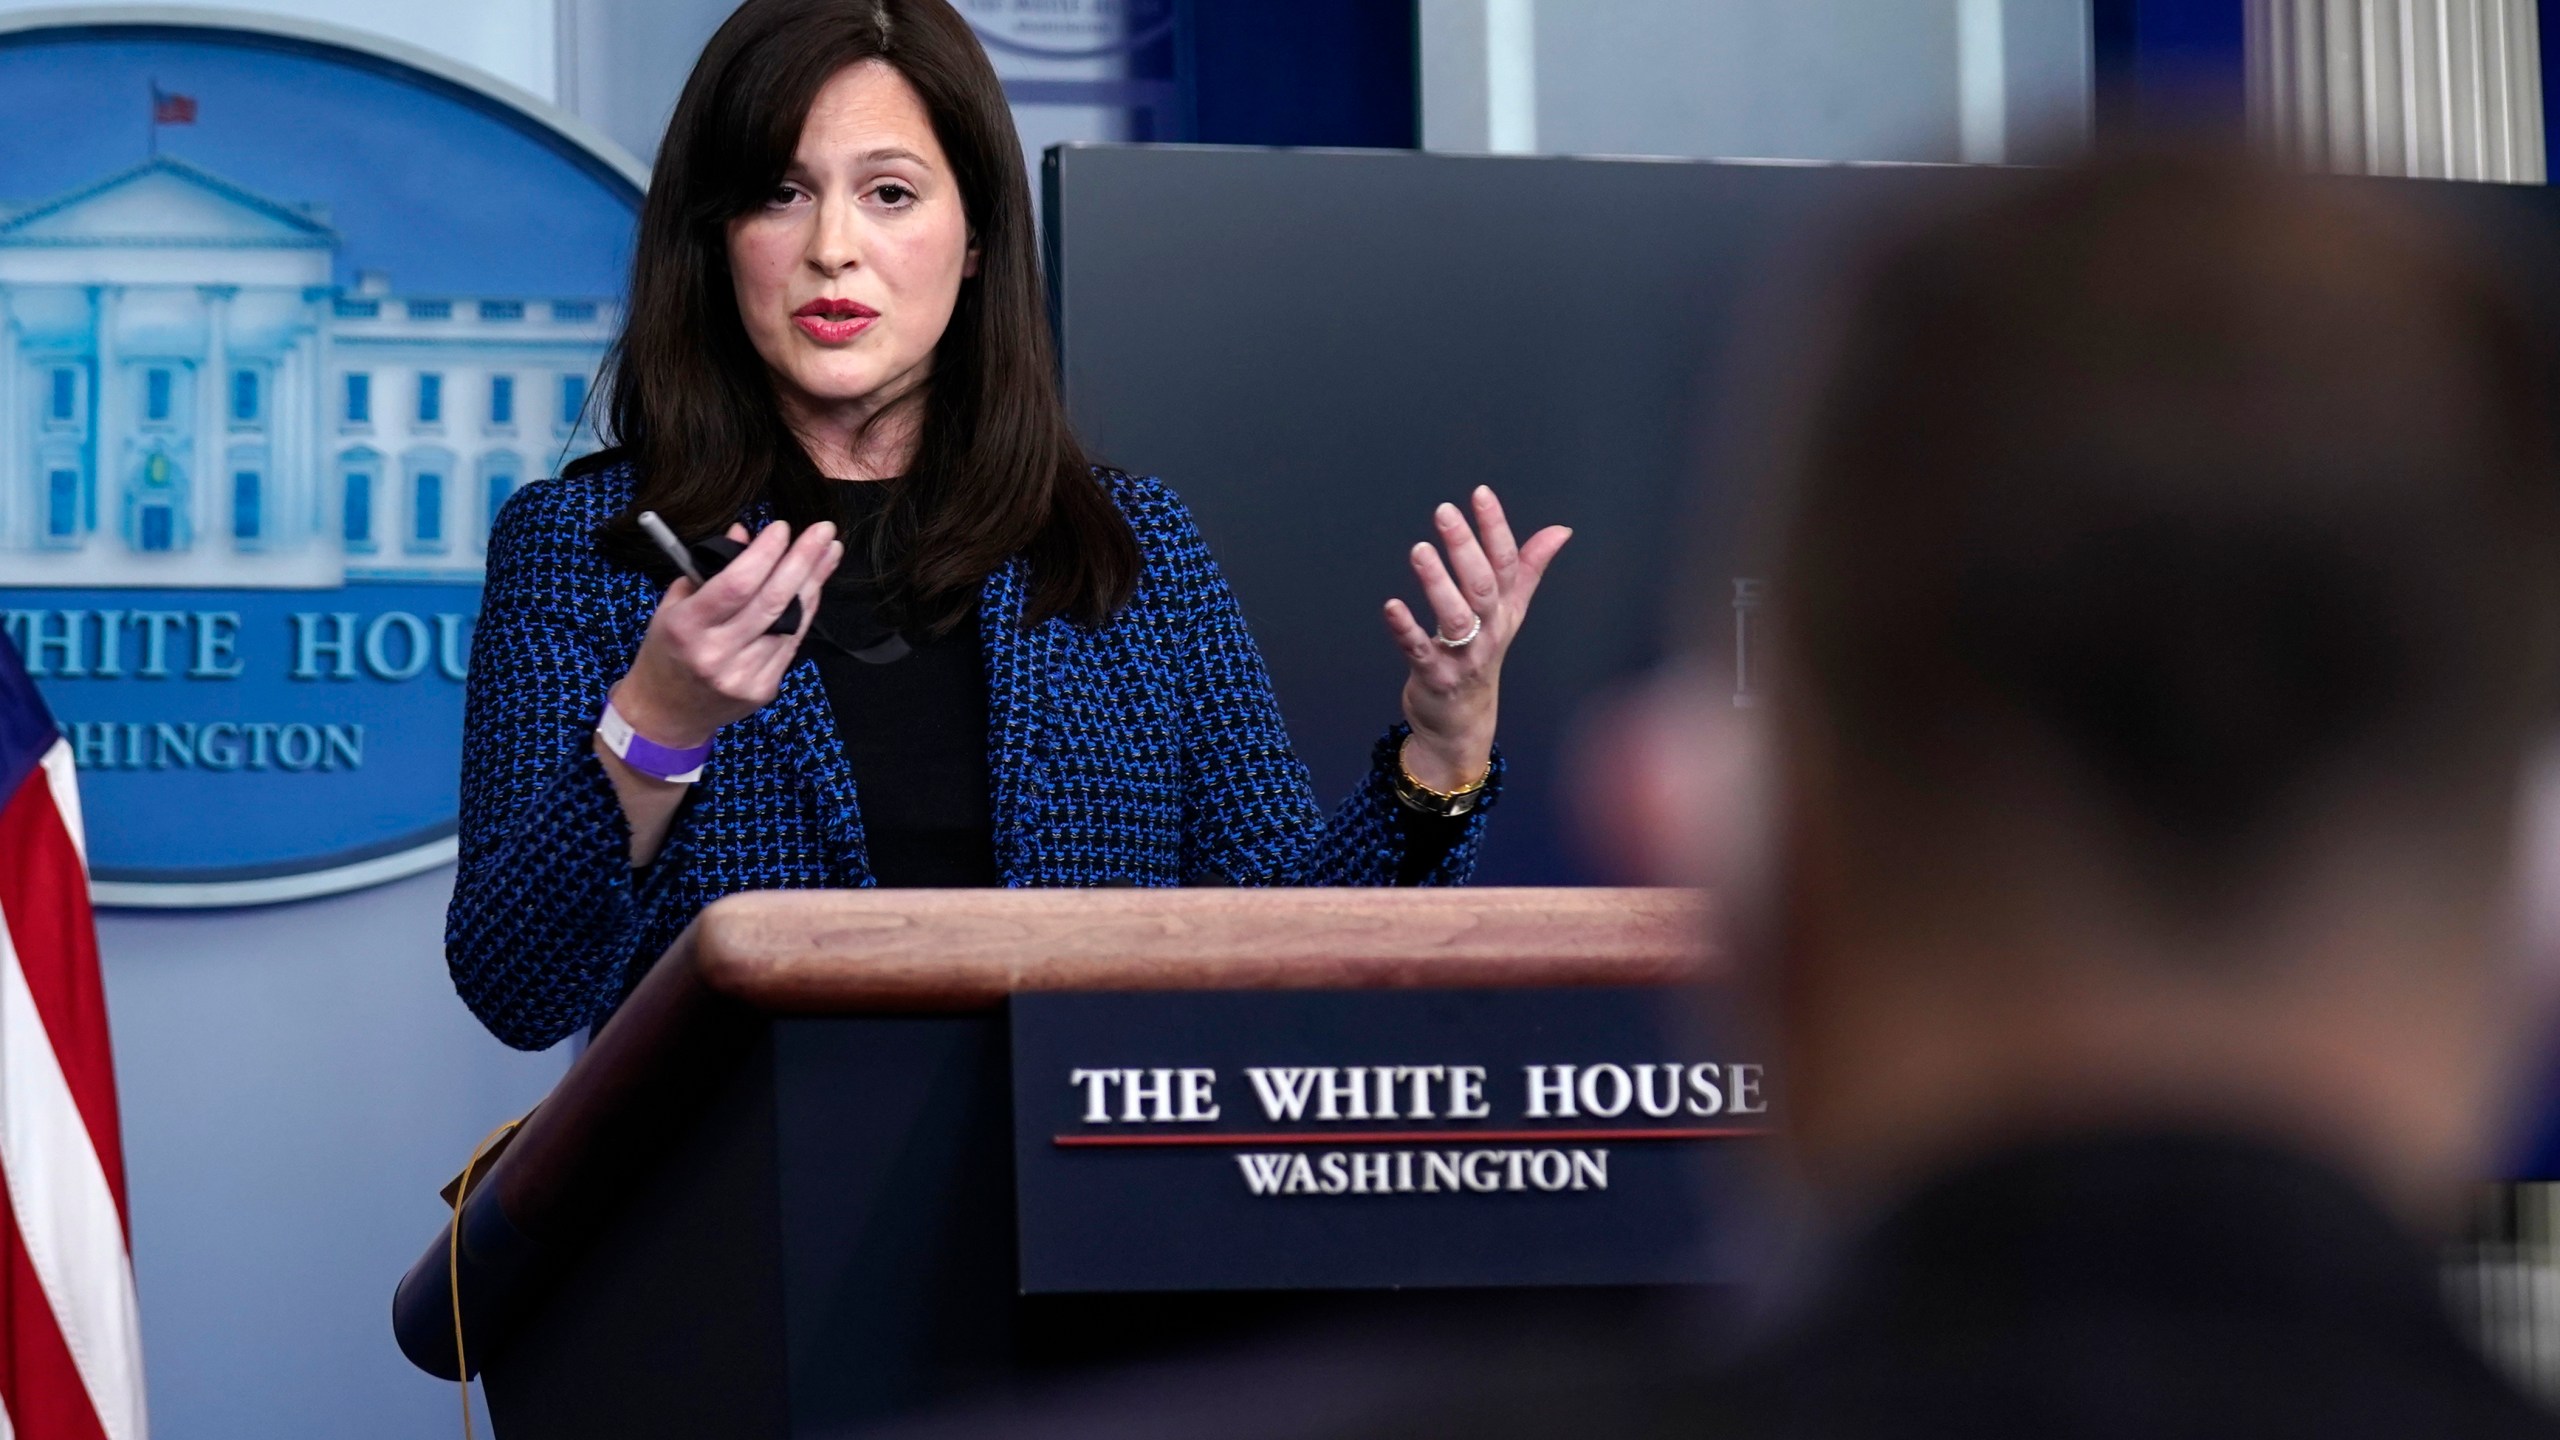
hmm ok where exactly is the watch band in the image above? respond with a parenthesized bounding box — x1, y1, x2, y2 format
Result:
(1391, 748, 1490, 818)
(596, 700, 711, 783)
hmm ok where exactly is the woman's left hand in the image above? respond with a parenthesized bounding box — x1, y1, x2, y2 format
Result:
(1384, 485, 1572, 792)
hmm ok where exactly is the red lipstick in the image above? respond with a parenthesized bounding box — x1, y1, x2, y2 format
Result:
(792, 296, 878, 344)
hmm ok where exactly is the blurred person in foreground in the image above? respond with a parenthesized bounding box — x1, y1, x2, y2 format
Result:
(1443, 146, 2560, 1438)
(872, 149, 2560, 1439)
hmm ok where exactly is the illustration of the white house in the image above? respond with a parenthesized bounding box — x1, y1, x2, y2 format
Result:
(0, 155, 615, 588)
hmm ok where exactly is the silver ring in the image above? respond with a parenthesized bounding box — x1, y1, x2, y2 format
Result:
(1433, 612, 1485, 649)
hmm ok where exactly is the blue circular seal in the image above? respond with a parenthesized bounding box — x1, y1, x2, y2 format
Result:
(0, 13, 643, 906)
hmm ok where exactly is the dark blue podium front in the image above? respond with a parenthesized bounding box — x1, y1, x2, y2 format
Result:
(1011, 987, 1769, 1295)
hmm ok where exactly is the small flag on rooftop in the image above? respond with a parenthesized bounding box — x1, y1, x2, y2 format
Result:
(150, 85, 195, 127)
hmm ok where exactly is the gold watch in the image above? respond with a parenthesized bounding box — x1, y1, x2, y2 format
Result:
(1392, 743, 1491, 818)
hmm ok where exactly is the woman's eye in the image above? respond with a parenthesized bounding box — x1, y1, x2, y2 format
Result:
(874, 183, 916, 207)
(766, 185, 803, 208)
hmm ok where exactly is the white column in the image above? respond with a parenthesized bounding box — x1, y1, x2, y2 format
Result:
(200, 286, 232, 552)
(277, 333, 305, 549)
(1957, 0, 2009, 163)
(2249, 0, 2545, 182)
(1484, 0, 1539, 154)
(310, 292, 332, 541)
(1425, 0, 1542, 155)
(94, 286, 121, 547)
(1, 310, 21, 550)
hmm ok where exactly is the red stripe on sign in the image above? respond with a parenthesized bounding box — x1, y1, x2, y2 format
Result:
(1054, 1126, 1772, 1148)
(0, 1174, 115, 1440)
(0, 775, 129, 1225)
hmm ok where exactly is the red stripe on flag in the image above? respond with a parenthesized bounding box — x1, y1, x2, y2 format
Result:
(0, 1177, 114, 1440)
(0, 773, 129, 1228)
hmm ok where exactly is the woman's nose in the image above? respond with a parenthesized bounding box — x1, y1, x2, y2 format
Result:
(809, 194, 862, 274)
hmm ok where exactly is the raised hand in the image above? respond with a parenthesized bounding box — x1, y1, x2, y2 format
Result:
(1382, 486, 1572, 792)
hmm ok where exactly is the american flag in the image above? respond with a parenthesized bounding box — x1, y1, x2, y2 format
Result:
(0, 642, 146, 1440)
(148, 87, 194, 127)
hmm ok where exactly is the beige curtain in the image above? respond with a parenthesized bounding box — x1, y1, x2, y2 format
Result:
(2247, 0, 2545, 182)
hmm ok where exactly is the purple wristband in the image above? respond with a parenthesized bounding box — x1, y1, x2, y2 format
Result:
(596, 700, 712, 783)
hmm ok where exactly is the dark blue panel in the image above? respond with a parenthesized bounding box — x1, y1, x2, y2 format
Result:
(2543, 0, 2560, 181)
(1013, 988, 1771, 1293)
(1172, 0, 1417, 148)
(2517, 1053, 2560, 1178)
(2092, 0, 2247, 135)
(0, 635, 56, 799)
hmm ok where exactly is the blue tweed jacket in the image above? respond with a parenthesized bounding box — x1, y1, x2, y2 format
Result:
(447, 463, 1500, 1050)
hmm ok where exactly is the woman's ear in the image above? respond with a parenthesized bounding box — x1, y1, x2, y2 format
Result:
(963, 240, 982, 279)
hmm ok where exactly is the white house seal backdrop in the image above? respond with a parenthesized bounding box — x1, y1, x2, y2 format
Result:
(0, 12, 642, 904)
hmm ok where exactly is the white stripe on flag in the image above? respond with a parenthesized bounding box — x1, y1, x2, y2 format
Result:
(38, 742, 84, 869)
(0, 909, 147, 1440)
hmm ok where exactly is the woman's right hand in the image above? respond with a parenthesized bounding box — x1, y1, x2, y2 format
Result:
(608, 519, 843, 751)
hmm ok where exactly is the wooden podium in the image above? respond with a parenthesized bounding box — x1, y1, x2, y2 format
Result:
(394, 888, 1713, 1438)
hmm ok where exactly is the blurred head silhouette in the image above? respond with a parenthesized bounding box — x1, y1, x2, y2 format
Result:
(1672, 149, 2560, 1227)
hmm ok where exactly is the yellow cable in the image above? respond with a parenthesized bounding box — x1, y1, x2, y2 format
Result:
(451, 1118, 518, 1440)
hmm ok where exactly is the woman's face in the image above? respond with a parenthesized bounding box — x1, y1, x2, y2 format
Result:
(727, 60, 977, 450)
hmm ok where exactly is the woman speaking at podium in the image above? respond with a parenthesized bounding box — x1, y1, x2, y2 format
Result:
(445, 0, 1570, 1050)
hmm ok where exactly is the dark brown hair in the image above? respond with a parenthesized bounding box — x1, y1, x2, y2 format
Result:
(1773, 149, 2560, 904)
(580, 0, 1138, 631)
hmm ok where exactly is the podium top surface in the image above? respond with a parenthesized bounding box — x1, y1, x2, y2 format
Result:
(693, 887, 1710, 1012)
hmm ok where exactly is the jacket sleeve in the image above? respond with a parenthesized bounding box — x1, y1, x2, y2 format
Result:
(443, 487, 699, 1049)
(1141, 479, 1500, 887)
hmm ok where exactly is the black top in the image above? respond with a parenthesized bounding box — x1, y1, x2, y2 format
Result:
(1339, 1132, 2558, 1440)
(805, 480, 998, 887)
(804, 478, 1462, 888)
(859, 1132, 2560, 1440)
